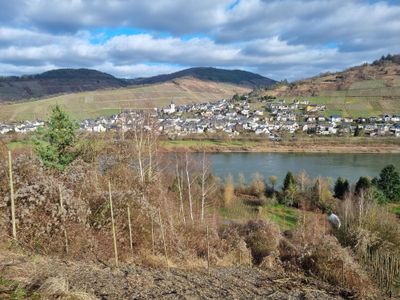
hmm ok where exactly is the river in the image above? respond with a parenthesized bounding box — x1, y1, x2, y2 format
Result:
(195, 152, 400, 184)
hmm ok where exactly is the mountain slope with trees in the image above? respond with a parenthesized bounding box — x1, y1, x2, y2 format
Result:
(130, 67, 276, 88)
(0, 67, 275, 102)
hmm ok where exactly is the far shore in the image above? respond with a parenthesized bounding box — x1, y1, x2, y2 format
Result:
(160, 138, 400, 154)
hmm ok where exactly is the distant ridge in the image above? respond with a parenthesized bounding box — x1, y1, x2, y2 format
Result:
(130, 67, 276, 88)
(0, 68, 128, 102)
(0, 67, 275, 102)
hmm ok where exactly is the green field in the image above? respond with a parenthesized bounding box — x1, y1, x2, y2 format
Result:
(0, 79, 249, 122)
(220, 201, 298, 230)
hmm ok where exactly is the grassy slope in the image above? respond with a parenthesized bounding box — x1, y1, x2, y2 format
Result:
(267, 62, 400, 117)
(220, 201, 299, 230)
(0, 78, 250, 122)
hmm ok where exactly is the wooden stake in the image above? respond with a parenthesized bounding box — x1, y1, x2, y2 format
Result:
(109, 182, 119, 267)
(206, 225, 210, 274)
(127, 206, 133, 253)
(59, 184, 68, 254)
(8, 151, 16, 240)
(59, 184, 64, 211)
(249, 250, 252, 268)
(158, 209, 169, 269)
(151, 215, 155, 255)
(63, 227, 69, 255)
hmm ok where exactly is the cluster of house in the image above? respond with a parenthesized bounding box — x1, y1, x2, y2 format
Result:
(1, 97, 399, 138)
(156, 98, 400, 138)
(0, 120, 44, 134)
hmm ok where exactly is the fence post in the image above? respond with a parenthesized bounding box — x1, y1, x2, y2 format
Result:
(59, 184, 69, 254)
(127, 205, 133, 253)
(109, 181, 119, 267)
(206, 225, 210, 275)
(8, 151, 16, 240)
(158, 209, 169, 269)
(151, 215, 155, 255)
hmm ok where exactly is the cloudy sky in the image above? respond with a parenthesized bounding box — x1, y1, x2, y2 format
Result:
(1, 0, 399, 80)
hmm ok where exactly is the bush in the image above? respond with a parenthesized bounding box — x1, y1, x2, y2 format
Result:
(223, 175, 235, 208)
(240, 219, 281, 265)
(249, 172, 266, 197)
(303, 236, 377, 298)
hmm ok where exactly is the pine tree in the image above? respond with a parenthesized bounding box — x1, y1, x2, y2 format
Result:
(34, 105, 78, 170)
(283, 171, 296, 191)
(355, 176, 371, 195)
(376, 165, 400, 202)
(334, 177, 350, 199)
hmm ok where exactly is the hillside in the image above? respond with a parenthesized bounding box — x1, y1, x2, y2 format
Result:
(130, 67, 276, 88)
(265, 54, 400, 117)
(0, 77, 250, 121)
(0, 67, 274, 103)
(0, 69, 129, 102)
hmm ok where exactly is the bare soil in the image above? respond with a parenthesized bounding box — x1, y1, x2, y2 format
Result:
(0, 250, 354, 299)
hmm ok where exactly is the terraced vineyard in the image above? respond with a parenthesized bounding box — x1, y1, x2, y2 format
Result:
(0, 77, 250, 121)
(283, 79, 400, 117)
(268, 58, 400, 117)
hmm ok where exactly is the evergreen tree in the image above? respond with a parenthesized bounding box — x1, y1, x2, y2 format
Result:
(334, 177, 350, 199)
(34, 105, 78, 170)
(281, 171, 297, 206)
(355, 176, 371, 195)
(283, 171, 296, 191)
(376, 165, 400, 201)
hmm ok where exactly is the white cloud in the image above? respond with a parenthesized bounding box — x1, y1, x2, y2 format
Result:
(0, 1, 399, 80)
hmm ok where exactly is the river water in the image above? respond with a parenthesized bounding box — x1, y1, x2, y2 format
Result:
(195, 152, 400, 184)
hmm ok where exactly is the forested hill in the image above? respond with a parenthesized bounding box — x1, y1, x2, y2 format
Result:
(0, 67, 275, 102)
(0, 69, 129, 102)
(129, 67, 277, 88)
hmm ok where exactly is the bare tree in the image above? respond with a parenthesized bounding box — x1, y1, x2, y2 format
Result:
(200, 151, 215, 223)
(175, 154, 186, 224)
(185, 152, 194, 223)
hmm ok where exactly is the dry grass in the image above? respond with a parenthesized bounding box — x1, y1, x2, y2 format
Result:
(38, 277, 97, 300)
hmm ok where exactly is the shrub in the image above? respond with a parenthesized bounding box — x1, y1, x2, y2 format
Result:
(303, 236, 377, 298)
(240, 219, 281, 265)
(310, 177, 335, 212)
(223, 175, 235, 208)
(250, 172, 266, 197)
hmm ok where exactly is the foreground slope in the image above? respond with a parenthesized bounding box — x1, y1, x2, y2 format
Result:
(266, 55, 400, 116)
(0, 77, 250, 121)
(0, 249, 349, 299)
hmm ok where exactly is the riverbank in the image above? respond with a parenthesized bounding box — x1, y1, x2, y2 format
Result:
(160, 137, 400, 153)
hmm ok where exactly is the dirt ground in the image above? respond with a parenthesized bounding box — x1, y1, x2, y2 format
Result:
(0, 250, 356, 300)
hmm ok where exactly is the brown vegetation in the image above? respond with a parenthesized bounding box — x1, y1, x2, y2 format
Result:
(0, 122, 398, 298)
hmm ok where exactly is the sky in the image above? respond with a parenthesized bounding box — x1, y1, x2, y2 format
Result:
(0, 0, 399, 81)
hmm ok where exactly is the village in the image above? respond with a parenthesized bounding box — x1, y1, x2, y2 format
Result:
(1, 95, 400, 138)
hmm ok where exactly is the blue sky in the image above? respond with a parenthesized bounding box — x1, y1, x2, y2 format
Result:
(0, 0, 399, 80)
